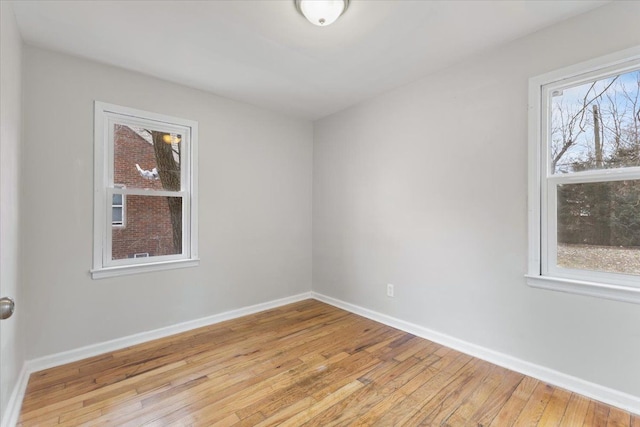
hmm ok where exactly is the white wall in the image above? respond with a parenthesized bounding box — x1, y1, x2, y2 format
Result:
(313, 1, 640, 397)
(22, 47, 313, 359)
(0, 0, 25, 418)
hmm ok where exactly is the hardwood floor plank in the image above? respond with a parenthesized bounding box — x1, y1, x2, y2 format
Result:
(393, 338, 438, 362)
(254, 396, 317, 427)
(537, 387, 572, 426)
(17, 300, 635, 427)
(230, 411, 266, 427)
(299, 382, 380, 427)
(235, 381, 310, 421)
(211, 413, 241, 427)
(20, 399, 84, 423)
(346, 384, 415, 426)
(487, 376, 538, 427)
(307, 351, 382, 399)
(583, 400, 612, 426)
(133, 350, 344, 426)
(369, 356, 478, 425)
(607, 406, 632, 427)
(278, 381, 364, 427)
(512, 381, 555, 425)
(404, 358, 494, 425)
(560, 393, 591, 426)
(20, 359, 187, 423)
(469, 366, 525, 426)
(58, 406, 102, 425)
(301, 356, 428, 426)
(440, 364, 504, 426)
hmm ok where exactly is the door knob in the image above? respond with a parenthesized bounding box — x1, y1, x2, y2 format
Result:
(0, 297, 15, 320)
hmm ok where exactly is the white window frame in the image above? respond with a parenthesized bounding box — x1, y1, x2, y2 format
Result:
(92, 101, 199, 279)
(527, 46, 640, 304)
(112, 184, 126, 228)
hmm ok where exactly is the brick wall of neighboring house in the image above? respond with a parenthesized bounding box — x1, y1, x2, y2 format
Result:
(112, 125, 176, 259)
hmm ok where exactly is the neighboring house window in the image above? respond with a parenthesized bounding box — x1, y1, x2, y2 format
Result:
(112, 184, 125, 227)
(527, 47, 640, 303)
(92, 102, 199, 279)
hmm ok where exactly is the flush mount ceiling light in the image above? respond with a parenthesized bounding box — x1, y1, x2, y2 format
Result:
(295, 0, 350, 27)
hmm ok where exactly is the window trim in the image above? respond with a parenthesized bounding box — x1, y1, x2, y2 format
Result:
(112, 184, 126, 228)
(527, 46, 640, 304)
(92, 101, 199, 279)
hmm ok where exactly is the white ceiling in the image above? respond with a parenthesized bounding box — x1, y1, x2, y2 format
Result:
(11, 0, 609, 120)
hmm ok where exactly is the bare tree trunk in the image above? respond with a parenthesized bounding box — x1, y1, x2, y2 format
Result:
(592, 105, 611, 245)
(152, 132, 182, 253)
(593, 104, 603, 168)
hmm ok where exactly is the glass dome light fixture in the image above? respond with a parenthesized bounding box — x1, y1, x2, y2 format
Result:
(295, 0, 350, 27)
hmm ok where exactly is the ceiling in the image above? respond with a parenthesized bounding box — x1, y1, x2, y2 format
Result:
(10, 0, 609, 120)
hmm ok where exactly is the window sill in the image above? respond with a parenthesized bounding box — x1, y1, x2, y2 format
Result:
(91, 258, 200, 279)
(525, 274, 640, 304)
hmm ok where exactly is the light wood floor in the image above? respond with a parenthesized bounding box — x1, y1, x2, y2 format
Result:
(19, 299, 638, 426)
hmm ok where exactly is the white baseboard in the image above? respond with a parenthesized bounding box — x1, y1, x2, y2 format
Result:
(0, 292, 312, 427)
(1, 365, 30, 427)
(311, 292, 640, 416)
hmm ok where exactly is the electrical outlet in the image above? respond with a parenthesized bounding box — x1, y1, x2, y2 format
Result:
(387, 284, 394, 297)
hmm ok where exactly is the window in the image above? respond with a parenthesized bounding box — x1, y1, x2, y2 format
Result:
(112, 184, 125, 227)
(527, 47, 640, 303)
(92, 102, 198, 279)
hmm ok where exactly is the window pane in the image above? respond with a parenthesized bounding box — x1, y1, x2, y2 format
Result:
(550, 69, 640, 174)
(112, 193, 123, 205)
(113, 123, 181, 190)
(112, 207, 123, 223)
(557, 180, 640, 275)
(112, 195, 182, 260)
